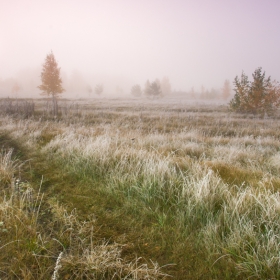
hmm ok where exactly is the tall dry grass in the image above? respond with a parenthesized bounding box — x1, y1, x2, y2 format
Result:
(0, 99, 280, 278)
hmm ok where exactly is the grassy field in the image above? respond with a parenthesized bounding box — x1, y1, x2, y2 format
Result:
(0, 98, 280, 279)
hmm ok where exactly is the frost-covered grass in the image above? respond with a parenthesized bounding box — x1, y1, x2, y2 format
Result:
(0, 99, 280, 279)
(0, 148, 168, 279)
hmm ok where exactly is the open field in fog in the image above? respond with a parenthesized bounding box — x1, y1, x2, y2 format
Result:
(0, 98, 280, 279)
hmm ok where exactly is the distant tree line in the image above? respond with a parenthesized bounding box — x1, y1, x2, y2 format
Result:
(130, 77, 172, 98)
(175, 81, 232, 101)
(4, 51, 280, 119)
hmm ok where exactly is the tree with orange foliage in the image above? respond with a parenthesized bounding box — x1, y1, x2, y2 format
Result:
(229, 68, 280, 115)
(38, 51, 64, 116)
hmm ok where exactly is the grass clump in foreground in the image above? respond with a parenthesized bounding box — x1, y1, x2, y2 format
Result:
(0, 148, 168, 279)
(1, 99, 280, 279)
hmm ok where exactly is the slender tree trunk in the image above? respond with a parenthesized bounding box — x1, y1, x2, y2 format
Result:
(52, 95, 58, 117)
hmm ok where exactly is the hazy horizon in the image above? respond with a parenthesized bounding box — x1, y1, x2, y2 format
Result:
(1, 0, 280, 97)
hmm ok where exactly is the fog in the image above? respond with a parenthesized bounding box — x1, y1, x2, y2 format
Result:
(1, 0, 280, 98)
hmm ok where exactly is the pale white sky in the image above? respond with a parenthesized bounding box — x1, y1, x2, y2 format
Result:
(1, 0, 280, 92)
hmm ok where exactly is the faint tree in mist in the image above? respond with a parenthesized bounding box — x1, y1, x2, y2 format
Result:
(87, 85, 92, 96)
(95, 84, 103, 95)
(229, 67, 280, 115)
(144, 80, 151, 96)
(67, 70, 87, 95)
(222, 79, 231, 100)
(190, 87, 196, 98)
(200, 86, 219, 100)
(115, 86, 123, 95)
(131, 84, 142, 97)
(200, 85, 206, 99)
(38, 51, 64, 116)
(160, 76, 171, 96)
(145, 80, 161, 99)
(12, 82, 21, 98)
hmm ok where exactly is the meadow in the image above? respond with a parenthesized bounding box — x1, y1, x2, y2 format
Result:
(0, 98, 279, 279)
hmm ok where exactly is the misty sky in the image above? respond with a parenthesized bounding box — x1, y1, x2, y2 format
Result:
(1, 0, 280, 92)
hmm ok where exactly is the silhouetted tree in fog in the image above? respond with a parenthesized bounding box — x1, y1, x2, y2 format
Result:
(87, 85, 92, 96)
(160, 76, 171, 96)
(95, 84, 103, 95)
(200, 86, 220, 100)
(229, 67, 280, 115)
(200, 85, 206, 99)
(144, 80, 151, 96)
(115, 86, 123, 95)
(12, 82, 21, 97)
(38, 51, 64, 116)
(190, 87, 196, 98)
(131, 84, 142, 97)
(144, 80, 161, 99)
(222, 79, 231, 100)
